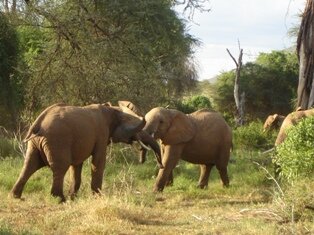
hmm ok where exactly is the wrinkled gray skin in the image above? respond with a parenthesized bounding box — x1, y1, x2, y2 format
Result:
(10, 103, 148, 202)
(144, 107, 233, 192)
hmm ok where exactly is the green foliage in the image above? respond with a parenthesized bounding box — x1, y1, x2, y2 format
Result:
(0, 137, 17, 158)
(175, 95, 212, 113)
(233, 121, 274, 150)
(212, 50, 298, 121)
(0, 13, 20, 128)
(20, 0, 197, 113)
(275, 117, 314, 182)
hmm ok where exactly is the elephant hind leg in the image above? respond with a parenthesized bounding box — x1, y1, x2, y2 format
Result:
(216, 165, 229, 187)
(69, 163, 83, 200)
(198, 164, 214, 189)
(48, 148, 71, 203)
(10, 142, 46, 199)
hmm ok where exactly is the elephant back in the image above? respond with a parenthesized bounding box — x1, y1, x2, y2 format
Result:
(24, 103, 66, 142)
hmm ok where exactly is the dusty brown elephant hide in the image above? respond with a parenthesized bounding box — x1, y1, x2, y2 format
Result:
(263, 114, 285, 132)
(143, 107, 233, 192)
(275, 108, 314, 146)
(10, 103, 146, 202)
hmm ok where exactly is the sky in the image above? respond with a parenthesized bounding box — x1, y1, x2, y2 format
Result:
(177, 0, 306, 80)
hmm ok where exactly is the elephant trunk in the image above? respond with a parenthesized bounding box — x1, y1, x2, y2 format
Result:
(136, 131, 163, 169)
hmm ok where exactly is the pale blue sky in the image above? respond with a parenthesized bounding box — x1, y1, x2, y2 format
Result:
(178, 0, 306, 80)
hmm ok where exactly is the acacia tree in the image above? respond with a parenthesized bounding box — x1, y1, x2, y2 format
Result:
(20, 0, 199, 113)
(297, 0, 314, 110)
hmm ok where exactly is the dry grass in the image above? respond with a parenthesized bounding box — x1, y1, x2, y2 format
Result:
(0, 146, 313, 234)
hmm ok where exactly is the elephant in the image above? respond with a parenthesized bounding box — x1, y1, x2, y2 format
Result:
(275, 108, 314, 146)
(106, 100, 162, 165)
(263, 114, 285, 132)
(10, 103, 162, 202)
(143, 107, 233, 192)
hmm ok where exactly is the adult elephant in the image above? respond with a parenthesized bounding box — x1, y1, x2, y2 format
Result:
(263, 114, 285, 132)
(143, 107, 232, 192)
(10, 103, 161, 202)
(275, 108, 314, 145)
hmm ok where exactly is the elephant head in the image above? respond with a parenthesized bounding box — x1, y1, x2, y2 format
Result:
(263, 114, 285, 132)
(108, 101, 163, 168)
(143, 107, 195, 145)
(110, 105, 145, 144)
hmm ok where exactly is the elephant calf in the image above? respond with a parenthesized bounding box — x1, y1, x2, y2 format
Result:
(143, 107, 233, 192)
(263, 114, 285, 132)
(10, 103, 149, 202)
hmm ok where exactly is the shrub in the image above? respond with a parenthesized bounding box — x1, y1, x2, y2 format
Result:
(275, 117, 314, 182)
(0, 137, 17, 158)
(233, 121, 274, 150)
(176, 95, 212, 114)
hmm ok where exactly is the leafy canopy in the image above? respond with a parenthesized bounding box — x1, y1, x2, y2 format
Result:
(212, 50, 298, 121)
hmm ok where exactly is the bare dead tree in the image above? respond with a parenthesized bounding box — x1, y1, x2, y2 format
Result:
(296, 0, 314, 110)
(227, 42, 245, 126)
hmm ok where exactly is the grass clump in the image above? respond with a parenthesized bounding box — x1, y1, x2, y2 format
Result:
(233, 121, 275, 151)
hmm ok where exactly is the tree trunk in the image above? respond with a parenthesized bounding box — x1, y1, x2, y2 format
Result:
(227, 46, 245, 125)
(297, 0, 314, 110)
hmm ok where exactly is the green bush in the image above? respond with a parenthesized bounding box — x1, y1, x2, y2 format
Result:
(176, 95, 212, 114)
(275, 117, 314, 182)
(233, 121, 274, 150)
(0, 137, 17, 158)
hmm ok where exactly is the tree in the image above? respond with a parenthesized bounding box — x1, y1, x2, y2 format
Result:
(0, 12, 20, 128)
(297, 0, 314, 110)
(212, 50, 298, 121)
(20, 0, 198, 113)
(227, 43, 244, 125)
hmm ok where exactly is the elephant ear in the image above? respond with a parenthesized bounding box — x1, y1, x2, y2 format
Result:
(162, 112, 195, 145)
(118, 100, 143, 116)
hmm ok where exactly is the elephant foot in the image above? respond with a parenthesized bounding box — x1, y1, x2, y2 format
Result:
(197, 184, 208, 189)
(9, 189, 22, 199)
(8, 191, 25, 201)
(51, 192, 66, 203)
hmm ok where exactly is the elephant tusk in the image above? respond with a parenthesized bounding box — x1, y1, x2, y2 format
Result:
(261, 147, 275, 155)
(137, 140, 151, 151)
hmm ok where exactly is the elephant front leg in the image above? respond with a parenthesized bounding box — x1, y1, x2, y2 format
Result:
(154, 145, 181, 192)
(69, 163, 83, 200)
(198, 164, 214, 189)
(91, 147, 106, 194)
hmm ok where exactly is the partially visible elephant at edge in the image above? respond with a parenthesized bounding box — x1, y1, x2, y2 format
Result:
(263, 114, 285, 132)
(143, 107, 233, 192)
(275, 108, 314, 146)
(10, 103, 160, 202)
